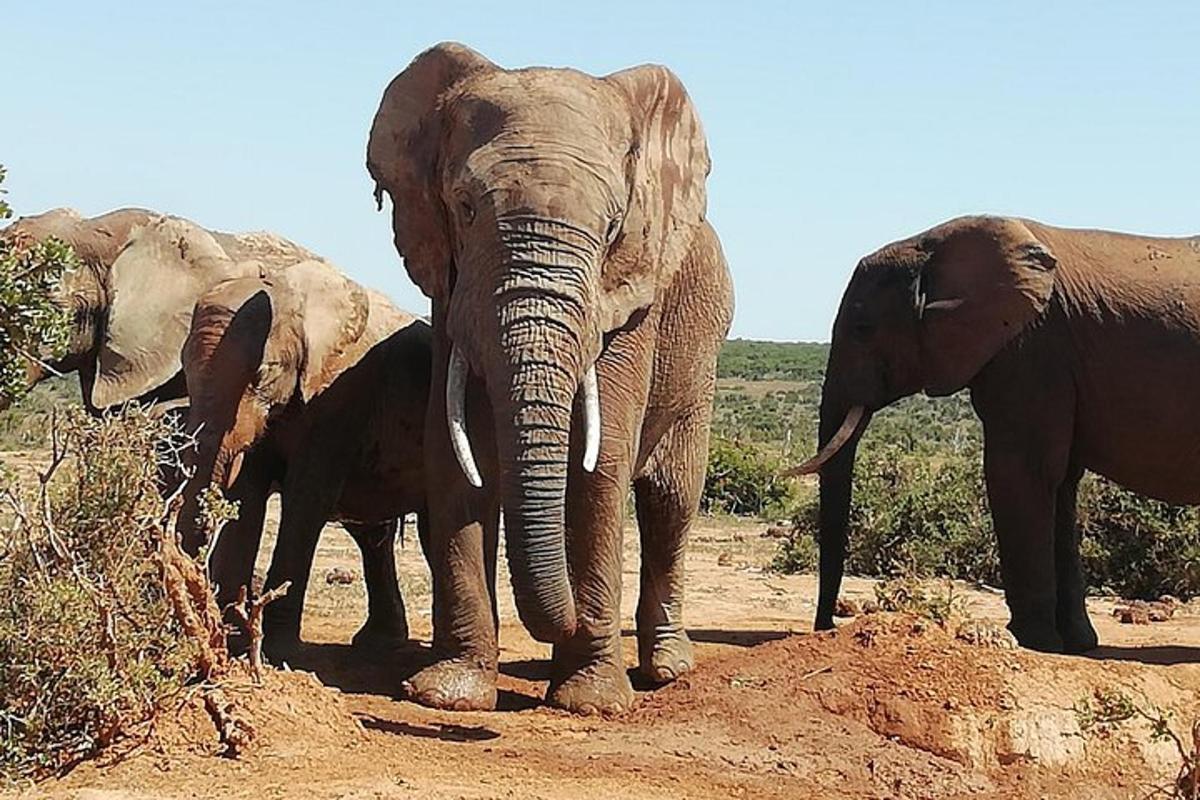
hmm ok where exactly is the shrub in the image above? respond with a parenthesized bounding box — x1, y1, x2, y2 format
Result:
(1078, 476, 1200, 600)
(0, 408, 200, 780)
(777, 444, 1000, 584)
(702, 437, 796, 518)
(0, 165, 75, 408)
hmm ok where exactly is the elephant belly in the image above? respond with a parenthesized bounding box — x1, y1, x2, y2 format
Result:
(1075, 373, 1200, 505)
(334, 462, 425, 524)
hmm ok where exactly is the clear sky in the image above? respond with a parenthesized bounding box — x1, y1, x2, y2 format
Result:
(4, 2, 1198, 341)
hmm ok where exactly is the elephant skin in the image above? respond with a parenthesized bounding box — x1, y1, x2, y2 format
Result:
(0, 207, 315, 413)
(367, 42, 734, 713)
(177, 260, 432, 656)
(805, 215, 1200, 655)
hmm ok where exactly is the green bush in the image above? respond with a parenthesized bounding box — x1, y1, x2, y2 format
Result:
(1078, 477, 1200, 600)
(702, 437, 796, 518)
(0, 408, 200, 780)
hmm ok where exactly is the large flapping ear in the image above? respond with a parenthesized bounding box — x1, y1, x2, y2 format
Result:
(601, 65, 711, 330)
(915, 216, 1058, 394)
(92, 216, 250, 408)
(276, 260, 370, 402)
(366, 42, 495, 299)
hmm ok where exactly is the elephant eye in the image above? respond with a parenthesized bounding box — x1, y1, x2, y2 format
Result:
(605, 214, 623, 246)
(459, 199, 476, 226)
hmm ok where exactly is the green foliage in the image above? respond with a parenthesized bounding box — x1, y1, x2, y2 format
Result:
(1077, 478, 1200, 600)
(702, 437, 796, 518)
(779, 445, 1001, 584)
(871, 576, 971, 625)
(717, 339, 829, 382)
(0, 165, 76, 407)
(0, 408, 199, 780)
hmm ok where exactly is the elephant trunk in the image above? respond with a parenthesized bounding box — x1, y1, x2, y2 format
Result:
(452, 215, 603, 643)
(813, 382, 871, 631)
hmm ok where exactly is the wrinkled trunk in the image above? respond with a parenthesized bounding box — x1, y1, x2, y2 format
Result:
(479, 217, 598, 643)
(814, 374, 870, 631)
(178, 430, 235, 556)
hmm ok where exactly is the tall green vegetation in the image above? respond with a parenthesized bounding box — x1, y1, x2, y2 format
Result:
(0, 165, 75, 407)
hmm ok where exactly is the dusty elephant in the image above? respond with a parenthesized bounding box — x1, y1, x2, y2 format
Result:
(367, 42, 734, 713)
(792, 215, 1200, 654)
(177, 260, 432, 654)
(0, 207, 315, 412)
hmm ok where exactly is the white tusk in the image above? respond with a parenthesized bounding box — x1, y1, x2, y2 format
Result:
(783, 405, 866, 477)
(582, 364, 601, 473)
(446, 343, 484, 488)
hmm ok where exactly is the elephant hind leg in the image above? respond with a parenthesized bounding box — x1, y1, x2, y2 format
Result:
(346, 519, 410, 651)
(632, 406, 711, 684)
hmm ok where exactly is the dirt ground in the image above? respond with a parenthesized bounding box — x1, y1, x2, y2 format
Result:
(10, 490, 1200, 799)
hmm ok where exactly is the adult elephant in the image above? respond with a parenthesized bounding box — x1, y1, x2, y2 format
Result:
(171, 260, 429, 652)
(791, 215, 1200, 654)
(176, 260, 432, 654)
(367, 42, 734, 713)
(0, 207, 314, 412)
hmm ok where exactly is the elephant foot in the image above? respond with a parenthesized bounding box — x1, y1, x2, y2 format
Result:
(261, 627, 303, 665)
(548, 658, 635, 716)
(1060, 617, 1099, 655)
(402, 657, 497, 711)
(1007, 619, 1064, 654)
(638, 630, 694, 685)
(351, 618, 410, 652)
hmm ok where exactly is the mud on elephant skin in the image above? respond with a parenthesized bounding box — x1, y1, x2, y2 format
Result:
(367, 42, 734, 714)
(0, 207, 315, 414)
(177, 259, 433, 657)
(793, 215, 1200, 655)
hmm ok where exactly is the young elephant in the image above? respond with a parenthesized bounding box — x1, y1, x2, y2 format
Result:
(793, 215, 1200, 654)
(0, 208, 314, 412)
(177, 261, 432, 653)
(367, 43, 734, 713)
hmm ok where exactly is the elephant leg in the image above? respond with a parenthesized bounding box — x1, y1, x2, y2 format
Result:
(261, 472, 342, 660)
(985, 445, 1065, 653)
(547, 453, 635, 715)
(481, 501, 501, 634)
(207, 454, 272, 654)
(1054, 467, 1097, 653)
(402, 358, 499, 712)
(346, 519, 409, 651)
(633, 407, 710, 684)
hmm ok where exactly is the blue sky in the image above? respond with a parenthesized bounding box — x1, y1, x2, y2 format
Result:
(4, 2, 1198, 340)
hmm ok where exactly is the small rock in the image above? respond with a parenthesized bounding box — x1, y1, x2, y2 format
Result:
(956, 619, 1019, 649)
(834, 597, 861, 618)
(717, 551, 733, 566)
(762, 525, 792, 539)
(325, 566, 356, 586)
(861, 600, 880, 615)
(1115, 605, 1151, 625)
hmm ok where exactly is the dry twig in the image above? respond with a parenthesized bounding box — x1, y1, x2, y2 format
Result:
(227, 582, 292, 683)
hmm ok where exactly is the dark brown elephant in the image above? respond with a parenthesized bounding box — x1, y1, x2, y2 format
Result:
(367, 42, 734, 713)
(0, 208, 314, 412)
(792, 215, 1200, 654)
(176, 261, 432, 653)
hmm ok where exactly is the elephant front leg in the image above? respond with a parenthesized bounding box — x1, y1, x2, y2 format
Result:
(1054, 468, 1098, 653)
(207, 453, 272, 655)
(346, 519, 410, 652)
(633, 408, 710, 684)
(985, 446, 1065, 653)
(402, 377, 500, 712)
(549, 456, 635, 715)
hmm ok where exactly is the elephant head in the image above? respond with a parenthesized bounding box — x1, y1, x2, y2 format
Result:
(0, 208, 313, 412)
(789, 215, 1058, 630)
(177, 261, 370, 554)
(366, 42, 712, 642)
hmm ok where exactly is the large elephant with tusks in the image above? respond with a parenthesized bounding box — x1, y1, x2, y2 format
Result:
(367, 42, 734, 714)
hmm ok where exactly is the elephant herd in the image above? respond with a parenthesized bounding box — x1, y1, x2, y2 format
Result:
(5, 42, 1200, 715)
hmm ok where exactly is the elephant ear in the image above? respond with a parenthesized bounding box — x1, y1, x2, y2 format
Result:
(278, 260, 370, 402)
(92, 217, 248, 409)
(602, 64, 711, 330)
(916, 216, 1058, 395)
(366, 42, 495, 299)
